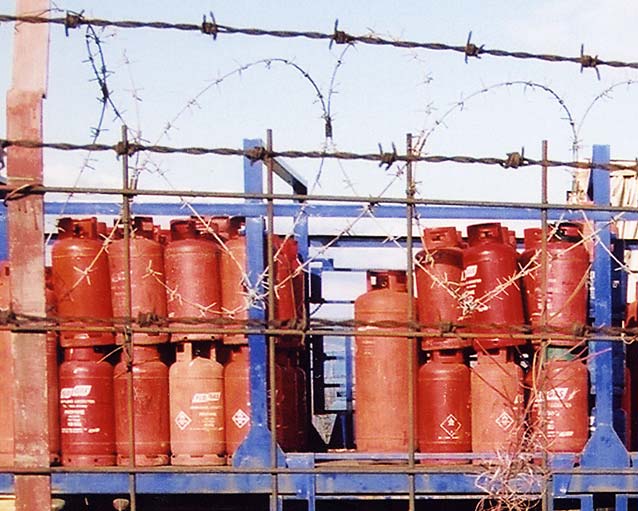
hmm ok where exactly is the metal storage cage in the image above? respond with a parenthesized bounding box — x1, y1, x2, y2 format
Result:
(4, 3, 638, 511)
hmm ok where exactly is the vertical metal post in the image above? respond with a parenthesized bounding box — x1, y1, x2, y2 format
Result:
(405, 134, 416, 511)
(265, 130, 280, 511)
(540, 140, 550, 511)
(120, 126, 137, 511)
(234, 139, 282, 467)
(6, 1, 51, 509)
(581, 144, 629, 468)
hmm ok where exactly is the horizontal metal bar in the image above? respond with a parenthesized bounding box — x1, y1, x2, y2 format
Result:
(34, 197, 638, 221)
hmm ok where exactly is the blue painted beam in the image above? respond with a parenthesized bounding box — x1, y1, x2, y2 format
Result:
(233, 139, 274, 468)
(43, 202, 638, 223)
(581, 144, 630, 469)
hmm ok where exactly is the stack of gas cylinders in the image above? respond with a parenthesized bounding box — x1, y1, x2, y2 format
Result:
(0, 215, 307, 468)
(354, 222, 595, 460)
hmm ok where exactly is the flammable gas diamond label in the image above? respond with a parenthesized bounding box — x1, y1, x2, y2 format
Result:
(495, 411, 514, 431)
(175, 411, 192, 431)
(439, 414, 462, 438)
(232, 408, 250, 429)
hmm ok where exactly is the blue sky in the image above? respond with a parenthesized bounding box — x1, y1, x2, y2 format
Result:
(2, 1, 638, 207)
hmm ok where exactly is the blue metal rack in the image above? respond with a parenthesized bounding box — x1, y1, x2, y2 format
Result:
(0, 141, 635, 510)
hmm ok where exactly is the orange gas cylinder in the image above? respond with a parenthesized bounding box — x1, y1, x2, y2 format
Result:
(219, 218, 248, 344)
(414, 227, 466, 351)
(165, 219, 222, 341)
(224, 345, 251, 455)
(114, 345, 170, 466)
(528, 358, 589, 452)
(275, 351, 297, 451)
(109, 217, 168, 344)
(52, 217, 114, 347)
(354, 270, 415, 452)
(471, 349, 524, 456)
(461, 223, 525, 351)
(169, 342, 225, 465)
(59, 347, 116, 466)
(417, 350, 471, 463)
(520, 223, 589, 342)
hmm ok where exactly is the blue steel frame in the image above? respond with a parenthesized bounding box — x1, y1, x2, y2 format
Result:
(0, 143, 635, 510)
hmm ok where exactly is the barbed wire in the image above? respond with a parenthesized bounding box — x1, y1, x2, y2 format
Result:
(3, 13, 638, 76)
(3, 137, 636, 171)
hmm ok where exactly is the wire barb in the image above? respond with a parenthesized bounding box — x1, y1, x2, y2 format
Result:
(378, 142, 398, 169)
(330, 19, 354, 49)
(114, 140, 137, 157)
(580, 44, 601, 80)
(246, 146, 268, 163)
(464, 31, 484, 63)
(64, 10, 83, 36)
(201, 11, 218, 39)
(501, 148, 526, 169)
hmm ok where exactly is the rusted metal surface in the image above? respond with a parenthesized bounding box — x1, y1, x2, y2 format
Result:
(7, 0, 51, 509)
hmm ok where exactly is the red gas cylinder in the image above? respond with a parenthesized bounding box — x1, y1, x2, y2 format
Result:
(165, 219, 222, 341)
(224, 345, 251, 455)
(354, 270, 415, 452)
(52, 217, 114, 347)
(114, 345, 170, 466)
(527, 358, 589, 452)
(278, 239, 305, 347)
(415, 227, 466, 351)
(273, 236, 296, 326)
(219, 218, 248, 344)
(417, 350, 471, 463)
(109, 217, 168, 344)
(275, 351, 297, 451)
(471, 349, 524, 456)
(59, 347, 116, 466)
(520, 223, 590, 342)
(461, 223, 525, 351)
(169, 342, 225, 465)
(290, 350, 308, 451)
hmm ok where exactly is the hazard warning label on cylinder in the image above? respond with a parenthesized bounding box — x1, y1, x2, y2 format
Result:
(175, 411, 192, 431)
(232, 409, 250, 429)
(495, 411, 514, 431)
(439, 414, 462, 438)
